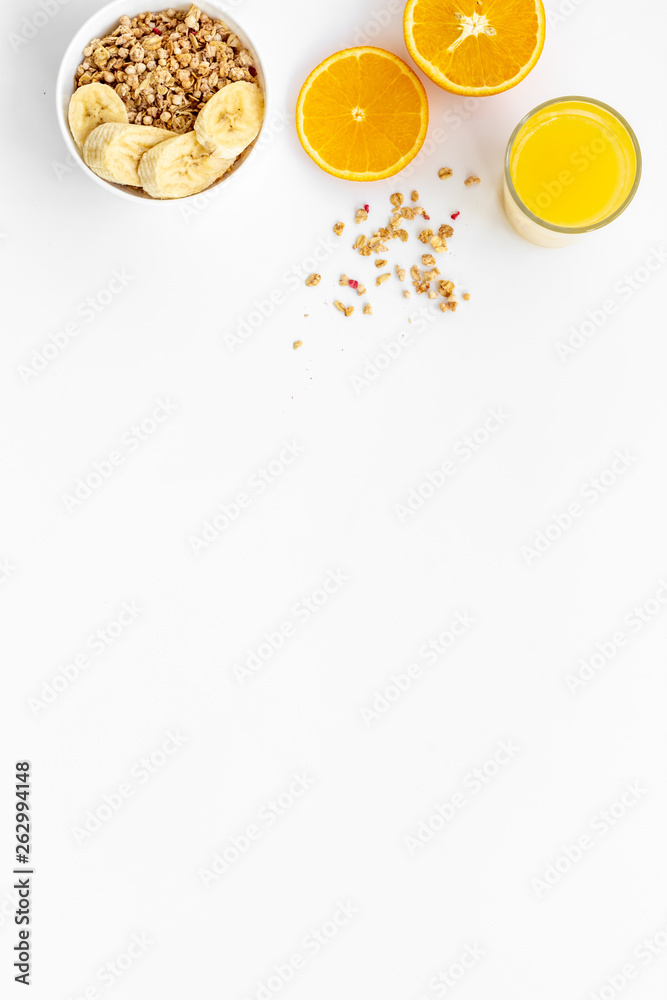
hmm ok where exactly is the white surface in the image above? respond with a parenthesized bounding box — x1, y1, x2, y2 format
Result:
(2, 1, 667, 999)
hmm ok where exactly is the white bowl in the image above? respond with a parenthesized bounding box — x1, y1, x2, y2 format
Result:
(56, 0, 268, 202)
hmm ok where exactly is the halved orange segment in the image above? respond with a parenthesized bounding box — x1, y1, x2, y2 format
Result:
(404, 0, 546, 97)
(296, 47, 429, 182)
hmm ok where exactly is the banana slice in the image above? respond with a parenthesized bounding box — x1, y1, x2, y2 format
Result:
(138, 131, 235, 199)
(68, 83, 129, 151)
(83, 123, 174, 187)
(194, 81, 264, 157)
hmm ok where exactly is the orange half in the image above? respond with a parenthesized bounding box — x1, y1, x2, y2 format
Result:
(296, 47, 429, 182)
(404, 0, 546, 97)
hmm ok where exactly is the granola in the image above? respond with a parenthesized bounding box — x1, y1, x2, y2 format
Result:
(74, 5, 260, 133)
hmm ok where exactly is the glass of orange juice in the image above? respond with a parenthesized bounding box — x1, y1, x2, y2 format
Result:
(503, 96, 641, 248)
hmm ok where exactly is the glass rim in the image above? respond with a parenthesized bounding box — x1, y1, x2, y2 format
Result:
(504, 95, 642, 236)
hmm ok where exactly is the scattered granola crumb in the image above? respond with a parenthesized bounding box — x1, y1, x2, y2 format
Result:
(438, 167, 453, 179)
(375, 259, 388, 268)
(464, 175, 481, 186)
(396, 267, 406, 282)
(430, 235, 447, 253)
(363, 303, 373, 315)
(438, 280, 455, 297)
(355, 208, 368, 224)
(293, 340, 303, 350)
(422, 253, 436, 266)
(463, 293, 471, 301)
(357, 284, 366, 296)
(439, 224, 454, 239)
(353, 235, 367, 251)
(403, 290, 412, 299)
(397, 230, 409, 242)
(333, 222, 345, 236)
(305, 273, 321, 286)
(339, 274, 350, 286)
(451, 211, 460, 220)
(390, 192, 404, 208)
(376, 273, 390, 286)
(428, 290, 437, 299)
(334, 300, 346, 312)
(344, 305, 354, 317)
(418, 229, 434, 244)
(410, 265, 421, 282)
(423, 268, 440, 283)
(411, 190, 419, 202)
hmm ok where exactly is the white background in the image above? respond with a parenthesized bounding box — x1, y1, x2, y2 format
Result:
(2, 0, 667, 998)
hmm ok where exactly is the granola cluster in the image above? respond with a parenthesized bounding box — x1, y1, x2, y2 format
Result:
(298, 167, 479, 344)
(74, 5, 260, 133)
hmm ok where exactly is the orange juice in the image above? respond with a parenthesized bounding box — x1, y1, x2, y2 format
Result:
(504, 97, 641, 247)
